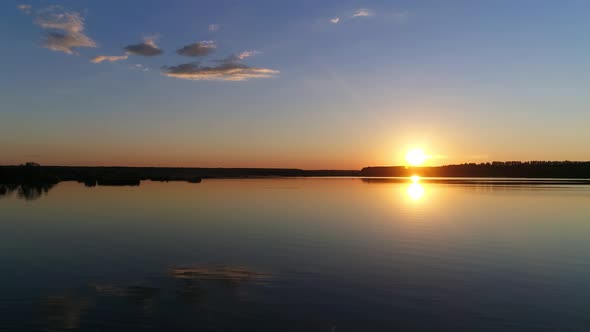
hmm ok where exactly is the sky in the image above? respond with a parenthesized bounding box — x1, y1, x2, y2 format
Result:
(1, 0, 589, 169)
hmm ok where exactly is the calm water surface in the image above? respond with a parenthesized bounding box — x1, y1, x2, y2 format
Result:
(1, 178, 589, 331)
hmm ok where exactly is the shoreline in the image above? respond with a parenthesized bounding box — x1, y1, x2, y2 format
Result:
(1, 163, 590, 188)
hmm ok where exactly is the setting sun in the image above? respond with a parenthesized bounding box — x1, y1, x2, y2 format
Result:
(405, 149, 427, 166)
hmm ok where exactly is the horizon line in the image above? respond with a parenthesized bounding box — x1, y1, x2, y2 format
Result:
(2, 160, 589, 170)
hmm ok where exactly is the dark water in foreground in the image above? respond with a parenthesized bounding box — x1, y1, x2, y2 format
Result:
(1, 178, 589, 331)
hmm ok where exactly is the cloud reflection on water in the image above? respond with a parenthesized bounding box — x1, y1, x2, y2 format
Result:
(36, 265, 271, 329)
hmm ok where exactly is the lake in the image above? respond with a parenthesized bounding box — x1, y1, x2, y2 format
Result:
(1, 178, 589, 331)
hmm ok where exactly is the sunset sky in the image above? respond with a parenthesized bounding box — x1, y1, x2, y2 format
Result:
(1, 0, 589, 169)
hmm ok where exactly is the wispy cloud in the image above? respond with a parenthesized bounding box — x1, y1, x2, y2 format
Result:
(177, 41, 216, 57)
(162, 51, 277, 81)
(352, 8, 372, 18)
(17, 4, 32, 14)
(43, 32, 96, 54)
(208, 24, 220, 32)
(124, 36, 163, 56)
(130, 63, 149, 72)
(213, 50, 261, 64)
(236, 50, 261, 60)
(35, 6, 86, 33)
(90, 54, 128, 63)
(162, 62, 279, 81)
(328, 8, 408, 25)
(30, 6, 97, 54)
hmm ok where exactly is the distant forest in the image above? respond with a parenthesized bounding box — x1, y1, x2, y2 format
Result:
(360, 161, 590, 178)
(1, 161, 589, 200)
(1, 161, 589, 189)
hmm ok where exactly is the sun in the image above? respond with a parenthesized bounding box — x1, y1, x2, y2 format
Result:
(405, 149, 427, 166)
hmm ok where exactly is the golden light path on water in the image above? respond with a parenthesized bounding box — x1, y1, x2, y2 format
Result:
(407, 175, 425, 201)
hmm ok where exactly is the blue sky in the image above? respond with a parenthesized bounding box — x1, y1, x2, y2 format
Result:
(1, 0, 589, 168)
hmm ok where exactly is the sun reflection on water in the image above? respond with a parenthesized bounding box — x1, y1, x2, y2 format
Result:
(407, 176, 424, 201)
